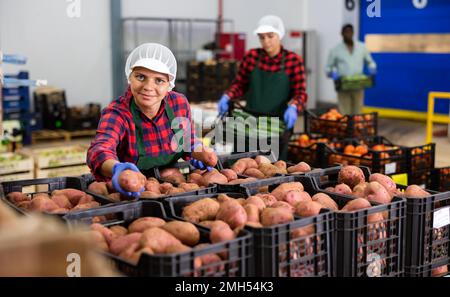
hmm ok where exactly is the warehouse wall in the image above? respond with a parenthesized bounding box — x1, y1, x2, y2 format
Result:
(0, 0, 112, 107)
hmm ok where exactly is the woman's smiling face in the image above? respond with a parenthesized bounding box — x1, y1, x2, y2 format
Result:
(129, 67, 170, 111)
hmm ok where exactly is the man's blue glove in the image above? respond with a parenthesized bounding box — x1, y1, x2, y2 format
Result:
(111, 162, 144, 198)
(283, 105, 298, 130)
(218, 94, 230, 116)
(190, 143, 214, 172)
(329, 70, 340, 81)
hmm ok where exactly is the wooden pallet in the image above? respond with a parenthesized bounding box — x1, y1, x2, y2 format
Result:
(31, 129, 96, 144)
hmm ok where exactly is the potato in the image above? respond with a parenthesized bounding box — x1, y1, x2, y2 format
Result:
(51, 194, 72, 209)
(52, 189, 86, 205)
(195, 250, 223, 273)
(144, 179, 161, 193)
(188, 173, 204, 185)
(243, 168, 265, 179)
(284, 190, 311, 206)
(230, 158, 257, 174)
(324, 187, 335, 192)
(338, 165, 366, 189)
(159, 182, 175, 194)
(334, 183, 353, 196)
(201, 171, 228, 185)
(77, 194, 94, 205)
(89, 230, 109, 252)
(29, 196, 59, 212)
(140, 227, 182, 254)
(49, 208, 70, 214)
(245, 196, 266, 212)
(245, 222, 263, 228)
(118, 242, 140, 263)
(109, 232, 142, 255)
(107, 193, 122, 202)
(216, 200, 248, 229)
(128, 217, 166, 233)
(117, 170, 146, 192)
(88, 182, 109, 196)
(341, 198, 371, 212)
(369, 173, 398, 197)
(167, 187, 186, 195)
(216, 194, 231, 204)
(92, 216, 107, 223)
(6, 192, 30, 204)
(161, 221, 200, 246)
(90, 223, 117, 245)
(432, 265, 448, 277)
(295, 201, 323, 217)
(179, 182, 200, 192)
(258, 163, 284, 177)
(244, 204, 260, 223)
(311, 193, 339, 211)
(273, 160, 287, 171)
(192, 146, 218, 167)
(165, 244, 192, 254)
(198, 220, 219, 228)
(272, 201, 295, 212)
(70, 201, 101, 212)
(364, 181, 392, 204)
(404, 185, 431, 198)
(255, 155, 272, 165)
(236, 198, 246, 206)
(352, 182, 369, 198)
(287, 162, 311, 173)
(110, 225, 128, 237)
(140, 191, 164, 199)
(210, 222, 236, 243)
(160, 168, 186, 184)
(256, 194, 278, 207)
(182, 198, 220, 223)
(271, 182, 304, 201)
(220, 169, 238, 182)
(16, 200, 31, 211)
(126, 247, 154, 265)
(261, 207, 294, 226)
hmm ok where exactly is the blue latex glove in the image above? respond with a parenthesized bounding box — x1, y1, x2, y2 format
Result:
(190, 143, 214, 171)
(329, 70, 340, 81)
(218, 94, 230, 116)
(369, 67, 377, 75)
(111, 162, 144, 198)
(283, 105, 298, 130)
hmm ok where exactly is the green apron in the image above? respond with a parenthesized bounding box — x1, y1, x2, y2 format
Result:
(130, 96, 185, 172)
(244, 50, 292, 160)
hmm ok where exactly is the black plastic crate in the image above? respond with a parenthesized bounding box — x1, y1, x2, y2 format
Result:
(307, 166, 406, 277)
(287, 134, 331, 168)
(0, 176, 114, 216)
(166, 181, 334, 277)
(406, 143, 436, 174)
(430, 167, 450, 192)
(401, 186, 450, 277)
(304, 108, 378, 139)
(325, 136, 408, 175)
(63, 200, 252, 277)
(218, 150, 277, 170)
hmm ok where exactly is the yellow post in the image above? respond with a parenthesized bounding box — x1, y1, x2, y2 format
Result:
(426, 92, 450, 143)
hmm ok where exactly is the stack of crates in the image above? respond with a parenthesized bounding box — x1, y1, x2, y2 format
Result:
(2, 71, 33, 144)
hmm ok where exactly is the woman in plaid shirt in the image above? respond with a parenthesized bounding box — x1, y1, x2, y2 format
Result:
(218, 15, 307, 160)
(87, 43, 216, 198)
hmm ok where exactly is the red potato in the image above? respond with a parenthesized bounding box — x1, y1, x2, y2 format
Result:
(295, 201, 323, 217)
(179, 182, 200, 192)
(258, 163, 284, 177)
(404, 185, 431, 198)
(89, 230, 109, 252)
(245, 221, 263, 228)
(243, 168, 265, 179)
(216, 194, 232, 203)
(353, 182, 369, 198)
(29, 196, 59, 212)
(198, 220, 228, 229)
(256, 194, 278, 207)
(144, 179, 161, 194)
(364, 181, 392, 204)
(210, 221, 236, 243)
(159, 168, 186, 184)
(167, 187, 185, 195)
(311, 193, 339, 211)
(273, 160, 287, 171)
(164, 244, 192, 254)
(77, 194, 94, 205)
(107, 193, 122, 202)
(334, 183, 353, 196)
(201, 171, 228, 185)
(125, 246, 154, 265)
(110, 225, 128, 237)
(70, 201, 101, 212)
(220, 169, 238, 182)
(341, 198, 371, 212)
(51, 194, 72, 209)
(128, 217, 166, 233)
(188, 173, 204, 185)
(52, 189, 86, 205)
(432, 265, 448, 277)
(338, 165, 366, 189)
(245, 196, 266, 212)
(261, 207, 294, 226)
(243, 204, 260, 223)
(159, 182, 175, 194)
(270, 182, 304, 201)
(140, 227, 182, 254)
(49, 208, 70, 214)
(88, 182, 109, 196)
(192, 146, 218, 167)
(118, 242, 140, 263)
(161, 221, 200, 246)
(140, 191, 164, 199)
(284, 190, 311, 206)
(182, 198, 220, 223)
(255, 155, 271, 165)
(272, 201, 295, 212)
(325, 187, 335, 192)
(6, 192, 30, 204)
(226, 178, 258, 185)
(117, 170, 146, 192)
(287, 162, 312, 174)
(230, 158, 258, 175)
(16, 200, 31, 210)
(90, 223, 117, 245)
(109, 232, 142, 255)
(216, 200, 248, 229)
(369, 173, 397, 197)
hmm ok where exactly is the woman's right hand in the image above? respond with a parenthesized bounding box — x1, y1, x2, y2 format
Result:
(111, 162, 145, 198)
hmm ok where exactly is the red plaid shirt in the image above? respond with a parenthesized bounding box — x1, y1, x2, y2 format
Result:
(226, 47, 307, 112)
(87, 88, 196, 181)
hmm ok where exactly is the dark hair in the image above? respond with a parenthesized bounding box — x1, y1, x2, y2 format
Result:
(342, 24, 354, 33)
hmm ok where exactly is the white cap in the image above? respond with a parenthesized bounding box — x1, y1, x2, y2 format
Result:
(254, 15, 285, 39)
(125, 43, 177, 90)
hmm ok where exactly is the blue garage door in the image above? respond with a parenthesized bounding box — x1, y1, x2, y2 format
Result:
(360, 0, 450, 114)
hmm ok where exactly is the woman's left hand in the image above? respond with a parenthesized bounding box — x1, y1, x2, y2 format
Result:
(283, 105, 298, 130)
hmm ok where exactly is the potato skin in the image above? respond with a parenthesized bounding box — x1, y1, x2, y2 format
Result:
(216, 200, 248, 229)
(140, 227, 182, 254)
(287, 162, 311, 173)
(244, 204, 260, 223)
(220, 169, 238, 182)
(295, 201, 323, 217)
(338, 166, 366, 189)
(128, 217, 166, 233)
(311, 193, 339, 211)
(404, 185, 431, 198)
(182, 198, 220, 223)
(161, 221, 200, 246)
(118, 170, 146, 192)
(88, 182, 109, 196)
(109, 232, 142, 255)
(261, 207, 294, 226)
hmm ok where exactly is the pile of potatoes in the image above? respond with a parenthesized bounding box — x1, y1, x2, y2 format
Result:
(89, 217, 238, 276)
(6, 189, 101, 214)
(223, 155, 312, 179)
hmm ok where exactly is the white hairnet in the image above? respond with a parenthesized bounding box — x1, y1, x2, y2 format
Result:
(254, 15, 285, 39)
(125, 43, 177, 90)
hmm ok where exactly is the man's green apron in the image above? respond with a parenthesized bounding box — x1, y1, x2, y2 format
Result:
(244, 51, 292, 160)
(130, 96, 185, 173)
